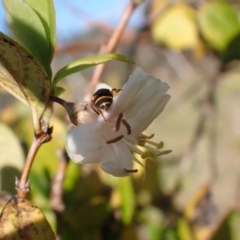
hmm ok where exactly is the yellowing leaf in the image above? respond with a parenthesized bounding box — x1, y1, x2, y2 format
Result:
(0, 123, 24, 193)
(0, 32, 50, 132)
(151, 3, 198, 50)
(0, 197, 55, 240)
(199, 2, 240, 51)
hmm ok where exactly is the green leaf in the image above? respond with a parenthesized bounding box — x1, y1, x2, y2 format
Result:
(220, 34, 240, 65)
(54, 86, 65, 96)
(25, 0, 56, 62)
(119, 177, 135, 225)
(212, 210, 240, 240)
(151, 3, 198, 50)
(0, 32, 50, 132)
(199, 2, 240, 51)
(52, 53, 134, 86)
(2, 0, 54, 77)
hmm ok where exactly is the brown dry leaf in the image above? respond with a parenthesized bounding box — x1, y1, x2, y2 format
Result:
(0, 197, 55, 240)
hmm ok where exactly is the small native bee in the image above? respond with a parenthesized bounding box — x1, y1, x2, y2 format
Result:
(91, 86, 132, 155)
(91, 87, 121, 119)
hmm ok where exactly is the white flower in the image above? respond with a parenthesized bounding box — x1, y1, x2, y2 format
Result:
(66, 68, 171, 177)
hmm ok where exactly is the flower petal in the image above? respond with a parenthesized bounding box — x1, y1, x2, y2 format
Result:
(108, 68, 170, 120)
(67, 145, 108, 164)
(100, 141, 134, 177)
(130, 94, 171, 134)
(108, 67, 170, 134)
(76, 109, 98, 124)
(107, 68, 149, 118)
(101, 162, 130, 177)
(65, 121, 103, 163)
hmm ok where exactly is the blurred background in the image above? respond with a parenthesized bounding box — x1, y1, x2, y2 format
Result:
(1, 0, 240, 239)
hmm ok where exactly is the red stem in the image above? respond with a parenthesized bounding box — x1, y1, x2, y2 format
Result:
(85, 1, 137, 102)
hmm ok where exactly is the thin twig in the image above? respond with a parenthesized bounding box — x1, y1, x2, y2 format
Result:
(50, 149, 69, 212)
(206, 74, 219, 180)
(178, 72, 220, 181)
(16, 132, 51, 198)
(50, 149, 69, 240)
(84, 1, 137, 102)
(178, 108, 207, 178)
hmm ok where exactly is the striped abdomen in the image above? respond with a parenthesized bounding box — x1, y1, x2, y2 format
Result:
(93, 88, 113, 111)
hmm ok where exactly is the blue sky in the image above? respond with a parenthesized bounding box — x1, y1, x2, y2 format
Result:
(0, 0, 145, 42)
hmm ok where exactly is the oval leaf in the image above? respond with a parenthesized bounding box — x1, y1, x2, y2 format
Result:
(25, 0, 56, 62)
(0, 197, 55, 240)
(199, 2, 240, 51)
(2, 0, 54, 77)
(151, 3, 198, 50)
(0, 32, 50, 131)
(52, 53, 134, 86)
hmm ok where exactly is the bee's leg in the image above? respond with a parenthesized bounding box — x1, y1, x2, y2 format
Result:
(91, 103, 106, 121)
(99, 110, 107, 121)
(91, 102, 99, 115)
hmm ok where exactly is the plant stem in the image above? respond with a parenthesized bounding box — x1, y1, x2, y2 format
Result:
(85, 1, 137, 102)
(16, 132, 49, 198)
(49, 95, 88, 116)
(49, 95, 67, 107)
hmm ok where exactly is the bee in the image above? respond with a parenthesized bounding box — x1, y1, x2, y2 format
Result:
(91, 87, 121, 119)
(91, 86, 132, 142)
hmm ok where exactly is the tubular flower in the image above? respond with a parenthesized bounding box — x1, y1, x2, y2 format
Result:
(66, 68, 171, 177)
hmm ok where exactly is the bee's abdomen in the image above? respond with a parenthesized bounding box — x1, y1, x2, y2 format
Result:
(95, 96, 112, 110)
(93, 88, 113, 111)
